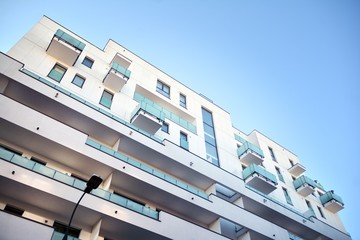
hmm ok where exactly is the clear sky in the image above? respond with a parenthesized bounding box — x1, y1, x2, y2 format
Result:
(1, 0, 359, 239)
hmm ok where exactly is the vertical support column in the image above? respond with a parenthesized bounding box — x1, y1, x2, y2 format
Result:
(209, 218, 221, 234)
(205, 183, 217, 196)
(0, 78, 9, 94)
(90, 218, 102, 240)
(102, 173, 113, 191)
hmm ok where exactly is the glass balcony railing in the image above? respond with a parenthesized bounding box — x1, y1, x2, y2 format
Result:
(242, 164, 278, 185)
(237, 141, 264, 159)
(0, 147, 159, 219)
(51, 231, 79, 240)
(134, 92, 197, 134)
(234, 133, 247, 143)
(246, 185, 311, 221)
(131, 101, 166, 122)
(320, 191, 344, 206)
(20, 68, 163, 143)
(111, 62, 131, 79)
(86, 138, 208, 200)
(54, 29, 85, 51)
(293, 175, 317, 190)
(293, 175, 325, 191)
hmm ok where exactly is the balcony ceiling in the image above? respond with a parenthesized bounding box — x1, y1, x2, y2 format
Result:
(0, 176, 169, 240)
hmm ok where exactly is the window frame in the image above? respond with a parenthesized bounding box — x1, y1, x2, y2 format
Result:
(317, 206, 326, 218)
(99, 90, 113, 109)
(71, 74, 86, 88)
(180, 131, 189, 150)
(268, 147, 277, 162)
(161, 122, 169, 133)
(275, 166, 285, 182)
(82, 56, 94, 68)
(179, 93, 187, 108)
(48, 63, 67, 82)
(156, 80, 170, 98)
(282, 187, 293, 205)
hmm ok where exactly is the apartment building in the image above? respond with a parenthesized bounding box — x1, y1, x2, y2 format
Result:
(0, 16, 351, 240)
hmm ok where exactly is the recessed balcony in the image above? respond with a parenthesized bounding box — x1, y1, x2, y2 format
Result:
(46, 29, 85, 66)
(288, 163, 306, 177)
(320, 191, 344, 213)
(242, 164, 277, 194)
(103, 62, 131, 92)
(293, 175, 317, 197)
(237, 141, 264, 166)
(130, 101, 165, 135)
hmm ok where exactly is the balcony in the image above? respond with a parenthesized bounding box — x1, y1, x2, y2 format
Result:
(288, 163, 306, 177)
(237, 141, 264, 166)
(134, 92, 197, 134)
(320, 191, 344, 213)
(0, 147, 160, 219)
(293, 175, 317, 197)
(130, 101, 165, 135)
(46, 29, 85, 66)
(242, 164, 277, 194)
(103, 62, 131, 92)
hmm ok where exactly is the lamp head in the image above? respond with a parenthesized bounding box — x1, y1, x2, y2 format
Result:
(84, 175, 103, 193)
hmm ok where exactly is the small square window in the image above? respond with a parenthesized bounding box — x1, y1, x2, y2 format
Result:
(82, 57, 94, 68)
(71, 75, 85, 88)
(156, 80, 170, 98)
(161, 122, 169, 133)
(48, 64, 66, 82)
(180, 93, 187, 108)
(100, 90, 113, 108)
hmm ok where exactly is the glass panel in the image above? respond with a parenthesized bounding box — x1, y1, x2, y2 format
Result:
(11, 155, 35, 169)
(82, 57, 93, 68)
(201, 108, 214, 127)
(71, 75, 85, 88)
(110, 193, 127, 206)
(99, 90, 113, 108)
(0, 148, 14, 161)
(54, 171, 75, 185)
(33, 163, 55, 177)
(48, 65, 66, 82)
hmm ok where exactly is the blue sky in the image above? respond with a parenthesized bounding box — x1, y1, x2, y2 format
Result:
(1, 0, 359, 238)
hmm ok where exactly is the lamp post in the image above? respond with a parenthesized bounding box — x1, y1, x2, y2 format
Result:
(62, 175, 103, 240)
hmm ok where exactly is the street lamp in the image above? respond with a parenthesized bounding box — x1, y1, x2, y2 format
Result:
(62, 175, 103, 240)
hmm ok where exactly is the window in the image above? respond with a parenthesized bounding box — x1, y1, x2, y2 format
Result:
(289, 159, 294, 166)
(71, 75, 85, 88)
(317, 206, 325, 218)
(100, 90, 113, 108)
(202, 108, 219, 166)
(180, 131, 188, 150)
(180, 93, 187, 108)
(82, 57, 94, 68)
(282, 187, 293, 205)
(156, 80, 170, 98)
(4, 204, 24, 217)
(48, 64, 66, 82)
(306, 200, 315, 216)
(53, 221, 80, 238)
(161, 122, 169, 133)
(268, 147, 277, 162)
(275, 167, 284, 182)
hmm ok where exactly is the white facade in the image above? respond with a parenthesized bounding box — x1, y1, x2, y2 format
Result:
(0, 16, 351, 240)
